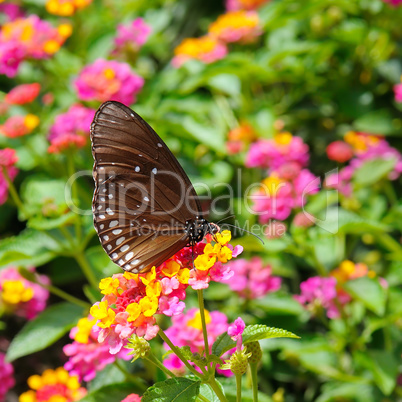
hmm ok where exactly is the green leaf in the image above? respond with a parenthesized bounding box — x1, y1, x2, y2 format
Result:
(27, 212, 77, 230)
(353, 158, 397, 186)
(0, 229, 61, 267)
(343, 277, 387, 316)
(79, 383, 140, 402)
(142, 378, 201, 402)
(316, 382, 375, 402)
(207, 74, 241, 97)
(367, 350, 398, 395)
(353, 109, 397, 135)
(212, 324, 299, 357)
(6, 302, 85, 362)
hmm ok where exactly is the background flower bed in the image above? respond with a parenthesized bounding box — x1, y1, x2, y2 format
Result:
(0, 0, 401, 401)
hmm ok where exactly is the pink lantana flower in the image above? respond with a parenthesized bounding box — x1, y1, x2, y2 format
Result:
(113, 18, 151, 54)
(0, 352, 15, 401)
(47, 104, 95, 153)
(0, 267, 50, 320)
(223, 257, 281, 299)
(75, 59, 144, 105)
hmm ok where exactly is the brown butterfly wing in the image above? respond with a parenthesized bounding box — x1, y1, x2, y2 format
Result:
(91, 101, 202, 273)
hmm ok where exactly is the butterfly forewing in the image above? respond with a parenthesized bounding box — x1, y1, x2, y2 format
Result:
(91, 101, 203, 273)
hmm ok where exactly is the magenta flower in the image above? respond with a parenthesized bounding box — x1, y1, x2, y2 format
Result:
(0, 352, 15, 401)
(383, 0, 402, 5)
(0, 148, 18, 205)
(0, 267, 50, 320)
(223, 257, 281, 299)
(163, 308, 233, 375)
(0, 15, 71, 77)
(226, 0, 271, 11)
(63, 316, 131, 382)
(294, 276, 342, 319)
(121, 394, 142, 402)
(228, 317, 245, 351)
(326, 141, 354, 163)
(114, 18, 151, 52)
(246, 133, 309, 171)
(75, 59, 144, 105)
(394, 83, 402, 102)
(48, 104, 96, 153)
(0, 3, 24, 21)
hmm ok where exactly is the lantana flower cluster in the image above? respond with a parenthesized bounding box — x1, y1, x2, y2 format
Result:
(0, 352, 15, 401)
(0, 147, 18, 205)
(74, 59, 144, 105)
(45, 0, 93, 17)
(47, 104, 95, 154)
(295, 260, 386, 319)
(0, 266, 50, 320)
(163, 308, 233, 376)
(19, 367, 86, 402)
(226, 0, 271, 11)
(63, 315, 130, 382)
(113, 18, 152, 56)
(246, 132, 319, 223)
(226, 122, 257, 154)
(0, 114, 40, 138)
(326, 131, 402, 196)
(173, 10, 262, 66)
(223, 257, 281, 299)
(90, 231, 242, 354)
(4, 83, 41, 105)
(0, 15, 72, 77)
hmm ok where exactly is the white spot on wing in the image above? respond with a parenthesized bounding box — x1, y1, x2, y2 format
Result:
(144, 196, 149, 202)
(103, 235, 109, 241)
(120, 245, 129, 252)
(157, 143, 162, 147)
(109, 220, 119, 228)
(152, 168, 157, 174)
(135, 166, 140, 172)
(113, 229, 122, 235)
(116, 236, 125, 245)
(112, 253, 118, 259)
(99, 214, 105, 219)
(107, 245, 112, 250)
(106, 208, 114, 215)
(125, 251, 134, 261)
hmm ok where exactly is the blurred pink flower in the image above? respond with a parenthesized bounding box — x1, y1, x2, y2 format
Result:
(114, 18, 151, 52)
(172, 36, 228, 67)
(0, 15, 71, 77)
(223, 257, 281, 299)
(0, 3, 24, 21)
(246, 133, 310, 171)
(208, 11, 262, 44)
(0, 267, 50, 320)
(251, 169, 319, 223)
(5, 83, 41, 105)
(0, 148, 18, 205)
(48, 104, 95, 153)
(394, 83, 402, 102)
(383, 0, 402, 5)
(228, 317, 245, 340)
(326, 141, 354, 163)
(0, 352, 15, 401)
(121, 394, 142, 402)
(63, 316, 131, 382)
(75, 59, 144, 104)
(0, 114, 40, 138)
(294, 276, 341, 319)
(293, 212, 315, 227)
(163, 308, 233, 376)
(226, 0, 271, 10)
(264, 220, 287, 239)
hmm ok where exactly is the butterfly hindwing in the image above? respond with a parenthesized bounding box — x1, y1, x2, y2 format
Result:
(91, 101, 202, 273)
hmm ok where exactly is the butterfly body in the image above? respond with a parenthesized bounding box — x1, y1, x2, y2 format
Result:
(90, 101, 216, 273)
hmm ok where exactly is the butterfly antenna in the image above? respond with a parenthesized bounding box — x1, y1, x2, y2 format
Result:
(220, 223, 265, 245)
(215, 214, 236, 225)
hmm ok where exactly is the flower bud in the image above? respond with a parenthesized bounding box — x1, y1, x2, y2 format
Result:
(246, 341, 262, 364)
(125, 335, 151, 361)
(221, 348, 251, 375)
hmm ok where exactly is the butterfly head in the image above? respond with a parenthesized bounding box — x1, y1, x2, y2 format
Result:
(185, 217, 220, 246)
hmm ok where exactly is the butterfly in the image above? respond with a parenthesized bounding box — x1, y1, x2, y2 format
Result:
(90, 101, 219, 273)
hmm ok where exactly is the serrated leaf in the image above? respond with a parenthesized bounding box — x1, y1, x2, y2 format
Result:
(343, 277, 386, 316)
(212, 325, 299, 357)
(6, 302, 85, 362)
(142, 378, 201, 402)
(79, 383, 140, 402)
(0, 229, 61, 267)
(353, 158, 396, 186)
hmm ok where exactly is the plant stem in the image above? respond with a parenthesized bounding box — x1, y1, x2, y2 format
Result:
(45, 283, 90, 309)
(197, 394, 210, 402)
(214, 94, 239, 130)
(197, 289, 210, 360)
(249, 362, 259, 402)
(207, 377, 227, 402)
(66, 151, 82, 243)
(158, 329, 203, 378)
(113, 360, 147, 391)
(235, 373, 242, 402)
(74, 251, 99, 289)
(145, 353, 176, 378)
(2, 166, 27, 218)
